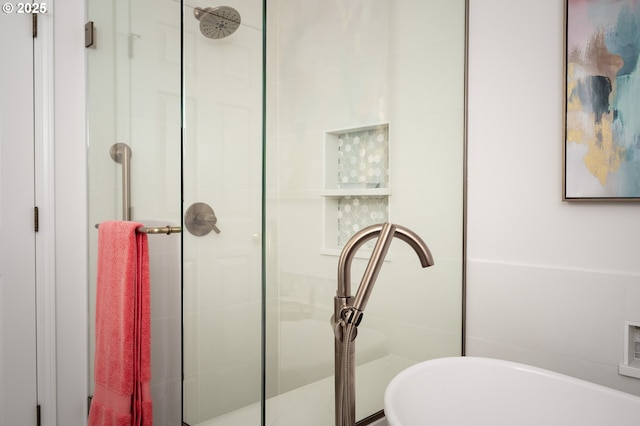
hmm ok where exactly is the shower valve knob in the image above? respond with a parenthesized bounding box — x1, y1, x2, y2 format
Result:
(185, 202, 221, 236)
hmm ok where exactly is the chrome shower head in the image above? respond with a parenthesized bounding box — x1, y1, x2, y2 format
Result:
(193, 6, 241, 39)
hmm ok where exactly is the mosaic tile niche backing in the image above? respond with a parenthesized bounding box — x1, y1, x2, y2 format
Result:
(334, 126, 389, 248)
(337, 196, 388, 247)
(337, 128, 389, 188)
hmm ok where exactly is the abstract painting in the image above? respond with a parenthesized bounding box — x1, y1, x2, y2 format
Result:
(564, 0, 640, 200)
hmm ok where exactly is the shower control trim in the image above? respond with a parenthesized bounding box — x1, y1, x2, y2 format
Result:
(185, 202, 221, 236)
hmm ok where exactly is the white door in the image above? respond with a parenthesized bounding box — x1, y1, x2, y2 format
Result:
(0, 12, 39, 426)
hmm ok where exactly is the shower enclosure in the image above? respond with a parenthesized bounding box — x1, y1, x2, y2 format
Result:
(86, 1, 466, 425)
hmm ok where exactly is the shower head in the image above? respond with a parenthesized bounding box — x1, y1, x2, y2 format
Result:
(193, 6, 241, 39)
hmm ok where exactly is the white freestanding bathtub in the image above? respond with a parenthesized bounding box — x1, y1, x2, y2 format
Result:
(384, 357, 640, 426)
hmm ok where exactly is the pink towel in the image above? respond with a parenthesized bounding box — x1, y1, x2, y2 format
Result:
(89, 221, 152, 426)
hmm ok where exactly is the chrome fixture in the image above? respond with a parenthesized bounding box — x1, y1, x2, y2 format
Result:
(185, 202, 221, 236)
(101, 142, 183, 235)
(193, 6, 241, 39)
(110, 143, 132, 221)
(140, 225, 181, 235)
(333, 223, 434, 426)
(95, 223, 182, 235)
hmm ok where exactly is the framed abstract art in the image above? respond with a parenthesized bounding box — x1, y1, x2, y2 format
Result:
(564, 0, 640, 200)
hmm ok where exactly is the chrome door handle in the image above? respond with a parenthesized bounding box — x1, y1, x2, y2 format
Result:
(185, 202, 221, 236)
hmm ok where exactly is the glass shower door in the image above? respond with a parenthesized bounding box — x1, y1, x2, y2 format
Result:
(181, 1, 264, 424)
(87, 0, 265, 424)
(87, 0, 183, 425)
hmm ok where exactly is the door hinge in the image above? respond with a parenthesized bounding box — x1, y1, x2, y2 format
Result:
(34, 206, 39, 232)
(85, 21, 95, 48)
(36, 404, 41, 426)
(32, 13, 37, 38)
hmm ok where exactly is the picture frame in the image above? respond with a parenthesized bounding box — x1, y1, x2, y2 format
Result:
(564, 0, 640, 201)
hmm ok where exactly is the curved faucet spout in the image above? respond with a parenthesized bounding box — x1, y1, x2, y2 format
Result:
(336, 222, 434, 320)
(392, 224, 435, 267)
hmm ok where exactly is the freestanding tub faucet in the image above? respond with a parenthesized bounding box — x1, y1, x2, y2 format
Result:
(333, 222, 434, 426)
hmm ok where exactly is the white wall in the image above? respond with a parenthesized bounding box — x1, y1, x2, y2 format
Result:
(467, 0, 640, 396)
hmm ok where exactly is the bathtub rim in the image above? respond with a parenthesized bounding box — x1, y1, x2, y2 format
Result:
(384, 356, 640, 426)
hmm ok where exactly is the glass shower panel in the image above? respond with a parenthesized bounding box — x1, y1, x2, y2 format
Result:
(87, 0, 183, 424)
(181, 1, 264, 425)
(265, 0, 465, 424)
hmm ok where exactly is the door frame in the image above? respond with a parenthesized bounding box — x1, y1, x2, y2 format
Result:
(34, 10, 57, 426)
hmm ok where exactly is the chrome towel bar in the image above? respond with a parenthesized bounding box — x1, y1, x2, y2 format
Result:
(94, 223, 182, 235)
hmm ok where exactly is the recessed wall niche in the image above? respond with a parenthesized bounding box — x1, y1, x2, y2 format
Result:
(322, 123, 390, 254)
